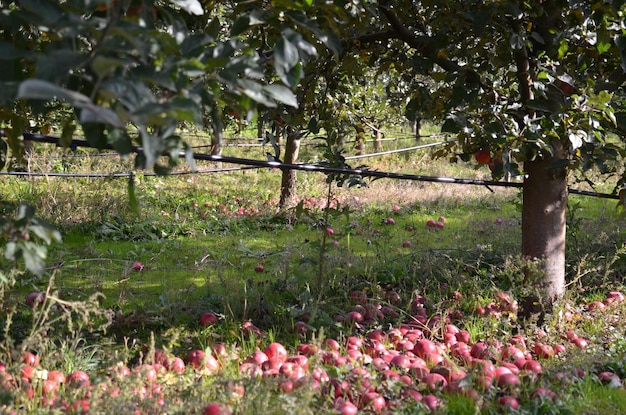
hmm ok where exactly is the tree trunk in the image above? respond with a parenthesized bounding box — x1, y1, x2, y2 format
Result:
(414, 115, 421, 141)
(279, 130, 301, 208)
(257, 118, 264, 141)
(373, 129, 382, 152)
(521, 140, 568, 314)
(354, 124, 366, 156)
(211, 129, 222, 156)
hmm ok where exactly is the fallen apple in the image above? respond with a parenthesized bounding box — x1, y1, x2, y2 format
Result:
(200, 312, 218, 327)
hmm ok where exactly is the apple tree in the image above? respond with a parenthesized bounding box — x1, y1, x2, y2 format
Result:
(264, 0, 625, 313)
(323, 0, 626, 313)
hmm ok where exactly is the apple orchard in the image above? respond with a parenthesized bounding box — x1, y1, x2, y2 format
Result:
(2, 1, 626, 414)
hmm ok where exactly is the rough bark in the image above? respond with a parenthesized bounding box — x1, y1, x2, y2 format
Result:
(257, 118, 264, 141)
(210, 129, 222, 156)
(521, 141, 568, 310)
(354, 124, 366, 155)
(514, 12, 567, 314)
(414, 115, 421, 141)
(373, 129, 382, 152)
(279, 131, 301, 208)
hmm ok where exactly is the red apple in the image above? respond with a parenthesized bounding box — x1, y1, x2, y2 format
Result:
(67, 371, 90, 388)
(587, 301, 605, 312)
(533, 343, 555, 359)
(422, 394, 440, 411)
(499, 396, 519, 409)
(349, 290, 368, 305)
(474, 149, 492, 165)
(523, 359, 543, 375)
(71, 400, 90, 414)
(497, 372, 520, 388)
(47, 370, 66, 384)
(25, 292, 44, 307)
(263, 342, 288, 364)
(200, 312, 218, 327)
(203, 403, 231, 415)
(334, 398, 358, 415)
(242, 321, 262, 337)
(168, 357, 186, 374)
(22, 352, 39, 367)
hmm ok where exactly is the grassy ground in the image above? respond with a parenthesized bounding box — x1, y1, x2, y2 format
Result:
(0, 125, 625, 414)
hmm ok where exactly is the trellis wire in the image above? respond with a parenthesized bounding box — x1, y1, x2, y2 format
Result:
(14, 132, 621, 200)
(344, 140, 455, 160)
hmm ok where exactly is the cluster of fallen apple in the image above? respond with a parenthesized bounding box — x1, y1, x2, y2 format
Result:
(6, 288, 624, 414)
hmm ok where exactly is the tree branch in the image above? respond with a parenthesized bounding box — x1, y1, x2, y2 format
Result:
(349, 30, 397, 45)
(513, 34, 533, 105)
(376, 2, 485, 87)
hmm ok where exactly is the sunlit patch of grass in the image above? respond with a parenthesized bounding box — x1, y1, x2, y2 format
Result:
(445, 393, 480, 415)
(566, 377, 626, 414)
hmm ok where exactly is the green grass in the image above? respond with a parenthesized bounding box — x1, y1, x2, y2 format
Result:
(1, 126, 626, 414)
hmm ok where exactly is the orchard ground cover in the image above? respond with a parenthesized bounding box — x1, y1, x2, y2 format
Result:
(1, 130, 626, 414)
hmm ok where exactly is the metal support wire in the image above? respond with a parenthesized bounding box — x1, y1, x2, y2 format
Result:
(19, 132, 620, 200)
(0, 165, 261, 178)
(344, 140, 456, 160)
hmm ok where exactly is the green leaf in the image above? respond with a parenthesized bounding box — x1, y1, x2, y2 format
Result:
(5, 241, 16, 261)
(18, 79, 90, 106)
(21, 241, 47, 277)
(275, 36, 300, 87)
(206, 18, 221, 39)
(525, 99, 553, 112)
(286, 11, 339, 56)
(558, 39, 569, 59)
(597, 41, 611, 55)
(138, 127, 165, 169)
(18, 80, 124, 128)
(60, 121, 77, 148)
(441, 114, 465, 133)
(29, 221, 62, 245)
(82, 122, 108, 150)
(16, 203, 36, 220)
(283, 62, 303, 90)
(238, 79, 274, 107)
(91, 56, 125, 78)
(183, 143, 196, 171)
(80, 106, 123, 127)
(231, 15, 251, 36)
(263, 84, 298, 108)
(169, 0, 204, 15)
(107, 128, 134, 156)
